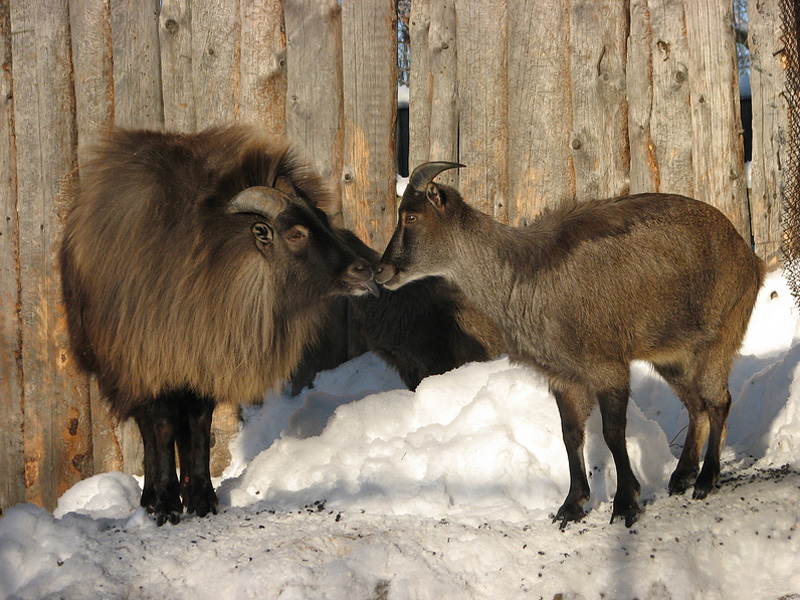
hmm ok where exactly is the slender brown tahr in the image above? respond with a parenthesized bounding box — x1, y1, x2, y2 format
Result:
(377, 162, 765, 528)
(60, 125, 376, 525)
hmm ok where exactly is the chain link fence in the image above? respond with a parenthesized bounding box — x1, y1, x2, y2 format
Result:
(782, 0, 800, 300)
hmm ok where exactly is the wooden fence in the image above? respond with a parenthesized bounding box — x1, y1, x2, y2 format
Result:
(0, 0, 789, 512)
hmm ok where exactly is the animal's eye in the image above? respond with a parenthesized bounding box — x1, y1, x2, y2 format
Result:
(285, 225, 309, 244)
(404, 213, 418, 224)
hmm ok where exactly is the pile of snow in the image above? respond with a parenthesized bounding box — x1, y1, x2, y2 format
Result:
(1, 271, 799, 600)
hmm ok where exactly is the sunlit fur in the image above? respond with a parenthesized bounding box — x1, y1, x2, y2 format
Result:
(60, 126, 347, 419)
(380, 178, 766, 527)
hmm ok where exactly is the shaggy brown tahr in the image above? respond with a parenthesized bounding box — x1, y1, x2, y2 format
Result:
(377, 162, 765, 528)
(60, 125, 376, 525)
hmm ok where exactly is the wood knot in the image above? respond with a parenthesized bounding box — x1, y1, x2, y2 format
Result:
(164, 18, 179, 35)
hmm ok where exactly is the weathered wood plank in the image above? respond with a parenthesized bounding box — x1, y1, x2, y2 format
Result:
(628, 0, 694, 196)
(192, 0, 239, 128)
(285, 0, 345, 222)
(341, 0, 397, 248)
(69, 0, 123, 477)
(685, 0, 750, 239)
(0, 0, 24, 512)
(507, 0, 573, 224)
(454, 0, 508, 220)
(10, 0, 90, 510)
(408, 0, 459, 188)
(69, 0, 114, 163)
(240, 0, 286, 133)
(160, 0, 196, 133)
(569, 0, 629, 201)
(110, 0, 164, 129)
(749, 0, 785, 267)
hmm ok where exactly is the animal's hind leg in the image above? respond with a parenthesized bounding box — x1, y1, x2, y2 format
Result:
(175, 391, 218, 517)
(597, 384, 641, 527)
(551, 381, 594, 528)
(133, 396, 182, 525)
(653, 363, 710, 495)
(693, 382, 731, 499)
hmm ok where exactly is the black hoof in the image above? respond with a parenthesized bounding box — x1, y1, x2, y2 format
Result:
(553, 502, 586, 529)
(610, 502, 642, 527)
(668, 468, 698, 496)
(182, 478, 219, 517)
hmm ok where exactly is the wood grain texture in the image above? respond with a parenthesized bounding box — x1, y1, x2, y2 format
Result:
(341, 0, 397, 248)
(110, 0, 164, 129)
(10, 0, 90, 509)
(240, 0, 286, 133)
(628, 0, 694, 196)
(160, 0, 196, 133)
(0, 0, 24, 511)
(69, 0, 123, 477)
(749, 0, 785, 266)
(408, 0, 459, 188)
(507, 0, 573, 224)
(192, 0, 239, 128)
(685, 0, 750, 239)
(569, 0, 630, 202)
(69, 0, 114, 161)
(455, 0, 508, 220)
(285, 0, 344, 222)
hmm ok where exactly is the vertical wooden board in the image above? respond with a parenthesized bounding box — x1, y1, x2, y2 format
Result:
(568, 0, 629, 201)
(285, 0, 345, 222)
(749, 0, 786, 267)
(507, 0, 573, 224)
(628, 0, 694, 196)
(110, 0, 164, 129)
(341, 0, 397, 249)
(160, 0, 197, 133)
(192, 0, 240, 128)
(684, 0, 750, 239)
(454, 0, 508, 220)
(0, 0, 24, 511)
(409, 0, 459, 188)
(10, 0, 92, 510)
(627, 0, 656, 193)
(69, 0, 122, 476)
(240, 0, 286, 134)
(69, 0, 114, 163)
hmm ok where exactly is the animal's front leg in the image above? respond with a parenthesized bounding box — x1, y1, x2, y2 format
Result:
(176, 391, 218, 517)
(552, 383, 593, 528)
(597, 386, 641, 527)
(135, 397, 182, 525)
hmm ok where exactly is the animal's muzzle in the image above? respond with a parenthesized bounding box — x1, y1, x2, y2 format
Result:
(343, 258, 380, 297)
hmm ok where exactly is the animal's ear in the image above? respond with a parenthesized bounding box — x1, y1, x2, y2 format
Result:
(426, 183, 445, 213)
(251, 221, 275, 254)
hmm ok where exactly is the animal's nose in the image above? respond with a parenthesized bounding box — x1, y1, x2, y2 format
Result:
(344, 258, 372, 283)
(374, 262, 395, 285)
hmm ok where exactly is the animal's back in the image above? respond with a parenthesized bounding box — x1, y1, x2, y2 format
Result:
(507, 194, 764, 384)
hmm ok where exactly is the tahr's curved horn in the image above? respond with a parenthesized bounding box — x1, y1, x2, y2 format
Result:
(225, 186, 290, 218)
(409, 162, 465, 192)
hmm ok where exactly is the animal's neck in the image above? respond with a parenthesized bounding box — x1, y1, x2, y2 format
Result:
(445, 210, 537, 331)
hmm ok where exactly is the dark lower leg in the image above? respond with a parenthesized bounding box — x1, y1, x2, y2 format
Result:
(177, 392, 218, 517)
(669, 413, 708, 495)
(597, 387, 641, 527)
(552, 386, 591, 528)
(135, 397, 182, 525)
(694, 390, 731, 499)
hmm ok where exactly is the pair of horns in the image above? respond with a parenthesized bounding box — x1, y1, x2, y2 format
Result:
(225, 186, 291, 218)
(409, 161, 465, 192)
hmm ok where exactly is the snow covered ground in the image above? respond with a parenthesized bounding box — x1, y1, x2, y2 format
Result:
(1, 270, 799, 600)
